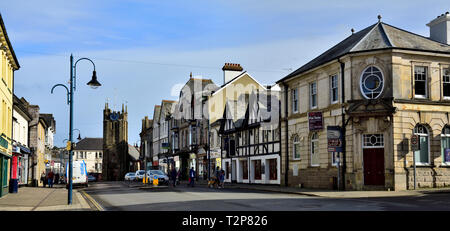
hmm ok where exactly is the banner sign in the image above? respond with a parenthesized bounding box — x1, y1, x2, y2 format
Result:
(308, 112, 323, 131)
(327, 126, 343, 152)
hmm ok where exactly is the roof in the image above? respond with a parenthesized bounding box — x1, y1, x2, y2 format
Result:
(277, 21, 450, 83)
(74, 138, 103, 151)
(39, 113, 55, 132)
(0, 14, 19, 69)
(128, 144, 140, 161)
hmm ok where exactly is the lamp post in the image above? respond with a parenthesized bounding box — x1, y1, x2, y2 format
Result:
(51, 54, 101, 205)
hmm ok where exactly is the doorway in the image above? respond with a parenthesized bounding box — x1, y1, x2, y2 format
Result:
(363, 148, 385, 185)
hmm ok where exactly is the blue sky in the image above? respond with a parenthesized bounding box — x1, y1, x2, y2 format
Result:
(1, 0, 449, 146)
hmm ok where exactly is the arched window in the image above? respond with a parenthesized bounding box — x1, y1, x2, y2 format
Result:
(293, 135, 300, 160)
(414, 124, 430, 165)
(360, 66, 384, 99)
(441, 126, 450, 164)
(311, 133, 319, 166)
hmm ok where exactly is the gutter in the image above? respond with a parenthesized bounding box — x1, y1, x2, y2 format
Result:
(338, 58, 347, 191)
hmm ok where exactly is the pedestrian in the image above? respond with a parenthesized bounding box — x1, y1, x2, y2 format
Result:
(219, 169, 225, 188)
(47, 170, 54, 188)
(176, 169, 181, 185)
(171, 166, 177, 187)
(54, 173, 60, 185)
(215, 166, 220, 188)
(189, 167, 196, 187)
(40, 172, 47, 188)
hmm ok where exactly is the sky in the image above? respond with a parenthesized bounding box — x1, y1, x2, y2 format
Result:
(1, 0, 449, 147)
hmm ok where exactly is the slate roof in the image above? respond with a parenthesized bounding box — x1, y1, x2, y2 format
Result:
(128, 144, 140, 161)
(74, 138, 103, 150)
(277, 21, 450, 83)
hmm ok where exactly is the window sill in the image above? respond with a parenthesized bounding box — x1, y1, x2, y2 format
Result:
(439, 163, 450, 167)
(410, 164, 434, 168)
(310, 164, 320, 167)
(291, 158, 301, 161)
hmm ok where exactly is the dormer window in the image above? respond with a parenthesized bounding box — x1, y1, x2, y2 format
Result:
(360, 66, 384, 99)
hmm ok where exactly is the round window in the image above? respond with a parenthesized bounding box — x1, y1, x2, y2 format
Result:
(360, 66, 384, 99)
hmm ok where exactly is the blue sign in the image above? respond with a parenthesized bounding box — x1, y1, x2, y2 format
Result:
(445, 149, 450, 163)
(153, 175, 158, 180)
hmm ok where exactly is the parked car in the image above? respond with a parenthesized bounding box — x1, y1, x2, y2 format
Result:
(124, 172, 136, 181)
(146, 170, 169, 185)
(135, 170, 146, 181)
(87, 174, 97, 182)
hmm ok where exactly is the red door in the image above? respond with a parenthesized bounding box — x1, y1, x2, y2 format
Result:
(363, 148, 385, 186)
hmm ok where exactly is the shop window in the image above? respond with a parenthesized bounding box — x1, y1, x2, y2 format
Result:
(242, 160, 248, 180)
(414, 124, 430, 165)
(310, 133, 319, 166)
(254, 160, 261, 180)
(269, 159, 277, 180)
(225, 162, 230, 180)
(414, 66, 427, 98)
(443, 68, 450, 99)
(360, 66, 384, 99)
(441, 126, 450, 164)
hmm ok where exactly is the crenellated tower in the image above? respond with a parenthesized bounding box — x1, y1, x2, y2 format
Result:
(102, 102, 129, 181)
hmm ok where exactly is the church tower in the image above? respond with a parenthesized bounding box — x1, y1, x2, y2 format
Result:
(102, 103, 129, 181)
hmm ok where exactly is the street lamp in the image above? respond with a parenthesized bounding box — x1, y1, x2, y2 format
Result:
(73, 129, 82, 141)
(51, 54, 101, 205)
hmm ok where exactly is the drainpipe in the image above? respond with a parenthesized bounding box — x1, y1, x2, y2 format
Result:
(283, 83, 289, 187)
(338, 59, 347, 191)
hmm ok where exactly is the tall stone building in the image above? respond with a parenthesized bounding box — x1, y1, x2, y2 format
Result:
(102, 103, 129, 181)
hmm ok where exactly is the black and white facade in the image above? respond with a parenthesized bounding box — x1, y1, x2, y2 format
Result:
(220, 88, 281, 184)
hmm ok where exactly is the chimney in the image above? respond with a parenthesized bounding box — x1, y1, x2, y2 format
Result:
(222, 63, 243, 85)
(426, 12, 450, 45)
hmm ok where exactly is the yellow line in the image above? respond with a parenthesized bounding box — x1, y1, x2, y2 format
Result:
(80, 190, 104, 211)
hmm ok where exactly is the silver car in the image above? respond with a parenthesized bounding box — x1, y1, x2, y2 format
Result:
(146, 170, 169, 185)
(124, 172, 136, 181)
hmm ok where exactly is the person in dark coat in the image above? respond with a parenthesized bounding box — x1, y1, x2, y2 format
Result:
(171, 167, 177, 187)
(47, 170, 54, 188)
(189, 167, 196, 187)
(41, 172, 47, 187)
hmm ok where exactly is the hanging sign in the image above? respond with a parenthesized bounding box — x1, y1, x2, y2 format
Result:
(327, 126, 343, 152)
(308, 112, 323, 131)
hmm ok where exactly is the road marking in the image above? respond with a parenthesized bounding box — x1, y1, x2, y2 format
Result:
(80, 190, 104, 211)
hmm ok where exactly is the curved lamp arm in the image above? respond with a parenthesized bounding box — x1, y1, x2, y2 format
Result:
(51, 84, 70, 105)
(73, 57, 96, 91)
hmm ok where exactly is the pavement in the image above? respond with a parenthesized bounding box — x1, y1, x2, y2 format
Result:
(0, 184, 95, 211)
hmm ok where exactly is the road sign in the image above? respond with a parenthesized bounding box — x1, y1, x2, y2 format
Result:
(411, 135, 420, 151)
(66, 141, 72, 151)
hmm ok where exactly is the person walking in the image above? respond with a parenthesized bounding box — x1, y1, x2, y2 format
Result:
(54, 173, 60, 185)
(171, 166, 177, 187)
(215, 166, 220, 188)
(219, 169, 225, 188)
(189, 167, 196, 187)
(40, 172, 47, 188)
(47, 170, 54, 188)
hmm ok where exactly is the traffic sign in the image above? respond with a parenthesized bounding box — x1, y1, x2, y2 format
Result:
(411, 135, 420, 151)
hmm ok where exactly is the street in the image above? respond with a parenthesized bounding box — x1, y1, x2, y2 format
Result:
(83, 182, 450, 211)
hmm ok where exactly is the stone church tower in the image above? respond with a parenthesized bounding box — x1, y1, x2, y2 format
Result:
(102, 103, 130, 181)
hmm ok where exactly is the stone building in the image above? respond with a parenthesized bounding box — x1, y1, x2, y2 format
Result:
(170, 75, 218, 180)
(12, 95, 32, 186)
(277, 15, 450, 190)
(26, 104, 48, 187)
(102, 103, 130, 181)
(139, 116, 153, 172)
(73, 138, 103, 176)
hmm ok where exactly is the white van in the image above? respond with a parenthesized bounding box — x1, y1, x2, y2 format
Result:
(66, 160, 88, 188)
